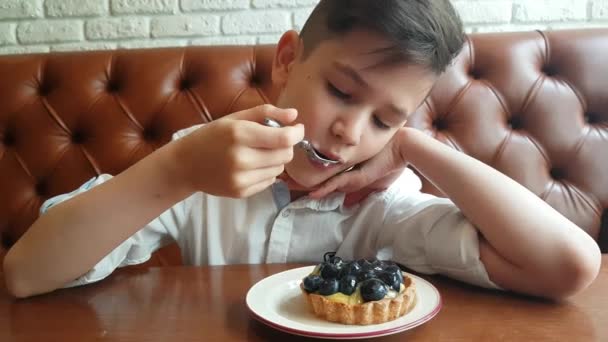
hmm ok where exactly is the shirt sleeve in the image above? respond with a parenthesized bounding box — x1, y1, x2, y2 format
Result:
(40, 174, 186, 288)
(377, 190, 502, 290)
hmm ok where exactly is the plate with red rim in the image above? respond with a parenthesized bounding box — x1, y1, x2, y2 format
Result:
(246, 265, 441, 340)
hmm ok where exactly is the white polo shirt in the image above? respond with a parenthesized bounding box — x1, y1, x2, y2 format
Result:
(41, 126, 500, 290)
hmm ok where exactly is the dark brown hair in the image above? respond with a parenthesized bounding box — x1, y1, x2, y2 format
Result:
(299, 0, 466, 74)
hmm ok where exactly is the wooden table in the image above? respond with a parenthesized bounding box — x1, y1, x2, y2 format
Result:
(1, 256, 606, 341)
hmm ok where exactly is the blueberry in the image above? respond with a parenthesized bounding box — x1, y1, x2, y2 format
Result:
(331, 256, 343, 265)
(323, 252, 344, 267)
(318, 278, 340, 296)
(358, 259, 374, 272)
(339, 275, 357, 295)
(360, 279, 388, 302)
(320, 263, 340, 280)
(356, 270, 376, 283)
(385, 265, 404, 284)
(383, 260, 397, 268)
(378, 271, 401, 291)
(339, 261, 362, 279)
(302, 275, 323, 293)
(385, 265, 401, 273)
(372, 259, 387, 270)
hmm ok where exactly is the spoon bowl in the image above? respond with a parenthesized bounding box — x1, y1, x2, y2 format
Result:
(263, 118, 340, 167)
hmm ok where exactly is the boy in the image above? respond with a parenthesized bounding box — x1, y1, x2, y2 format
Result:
(4, 0, 601, 299)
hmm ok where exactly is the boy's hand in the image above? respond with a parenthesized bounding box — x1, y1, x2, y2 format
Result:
(173, 105, 304, 198)
(309, 129, 407, 201)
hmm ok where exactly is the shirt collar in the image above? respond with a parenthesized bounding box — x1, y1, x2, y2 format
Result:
(271, 181, 345, 212)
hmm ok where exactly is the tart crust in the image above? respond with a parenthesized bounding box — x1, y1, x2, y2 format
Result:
(300, 274, 417, 325)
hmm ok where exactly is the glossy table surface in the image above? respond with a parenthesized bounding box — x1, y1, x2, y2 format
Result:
(1, 256, 607, 341)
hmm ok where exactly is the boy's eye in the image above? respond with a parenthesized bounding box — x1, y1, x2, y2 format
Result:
(373, 116, 390, 130)
(326, 82, 352, 101)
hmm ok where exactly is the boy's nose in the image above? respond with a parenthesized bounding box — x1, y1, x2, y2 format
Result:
(331, 114, 366, 146)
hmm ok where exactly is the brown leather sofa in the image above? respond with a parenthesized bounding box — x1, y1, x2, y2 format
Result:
(1, 29, 607, 269)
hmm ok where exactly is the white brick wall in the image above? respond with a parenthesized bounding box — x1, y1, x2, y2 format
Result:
(0, 0, 606, 55)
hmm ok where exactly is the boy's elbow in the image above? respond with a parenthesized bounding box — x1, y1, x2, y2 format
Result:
(4, 277, 34, 299)
(3, 251, 40, 299)
(543, 243, 602, 301)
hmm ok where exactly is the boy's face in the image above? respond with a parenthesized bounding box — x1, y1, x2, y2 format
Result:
(272, 29, 436, 189)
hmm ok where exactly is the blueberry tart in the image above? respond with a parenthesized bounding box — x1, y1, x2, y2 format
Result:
(300, 252, 416, 325)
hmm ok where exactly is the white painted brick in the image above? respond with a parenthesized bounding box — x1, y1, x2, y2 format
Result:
(0, 45, 50, 55)
(191, 36, 256, 45)
(257, 34, 283, 44)
(86, 18, 149, 40)
(46, 0, 108, 18)
(513, 0, 587, 22)
(50, 42, 117, 52)
(117, 39, 188, 49)
(453, 1, 513, 24)
(471, 24, 548, 33)
(591, 0, 608, 19)
(0, 0, 43, 19)
(222, 11, 290, 34)
(17, 20, 83, 44)
(151, 15, 220, 37)
(0, 23, 17, 45)
(293, 7, 314, 30)
(546, 22, 608, 30)
(253, 0, 319, 8)
(181, 0, 249, 11)
(111, 0, 176, 15)
(0, 0, 603, 55)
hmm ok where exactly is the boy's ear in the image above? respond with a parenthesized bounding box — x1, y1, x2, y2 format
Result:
(272, 30, 301, 87)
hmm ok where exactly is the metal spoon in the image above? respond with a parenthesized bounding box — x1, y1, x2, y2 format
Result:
(263, 118, 340, 166)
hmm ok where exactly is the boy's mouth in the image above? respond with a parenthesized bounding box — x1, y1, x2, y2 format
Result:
(305, 147, 343, 170)
(313, 149, 333, 161)
(311, 146, 341, 163)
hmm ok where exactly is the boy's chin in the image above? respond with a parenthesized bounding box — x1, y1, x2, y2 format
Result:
(280, 169, 326, 191)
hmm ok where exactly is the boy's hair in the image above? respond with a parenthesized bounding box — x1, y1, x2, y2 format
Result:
(299, 0, 466, 74)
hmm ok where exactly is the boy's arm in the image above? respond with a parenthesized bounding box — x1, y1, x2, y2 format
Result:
(398, 128, 601, 299)
(3, 105, 303, 298)
(2, 141, 193, 298)
(312, 127, 602, 299)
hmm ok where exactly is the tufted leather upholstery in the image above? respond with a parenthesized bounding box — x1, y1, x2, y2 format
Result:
(408, 29, 608, 253)
(1, 29, 607, 269)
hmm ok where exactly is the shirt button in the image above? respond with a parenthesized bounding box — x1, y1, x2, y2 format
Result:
(282, 210, 290, 217)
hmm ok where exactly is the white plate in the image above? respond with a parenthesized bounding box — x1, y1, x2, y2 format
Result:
(246, 266, 441, 339)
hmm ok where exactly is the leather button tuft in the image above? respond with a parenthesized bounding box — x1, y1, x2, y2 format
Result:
(508, 116, 524, 130)
(179, 78, 192, 91)
(542, 65, 558, 77)
(35, 180, 48, 196)
(1, 232, 13, 248)
(143, 127, 158, 141)
(71, 130, 86, 144)
(585, 112, 601, 124)
(250, 75, 262, 87)
(3, 131, 15, 146)
(432, 117, 448, 131)
(106, 80, 120, 93)
(550, 168, 566, 180)
(38, 81, 52, 96)
(469, 69, 482, 80)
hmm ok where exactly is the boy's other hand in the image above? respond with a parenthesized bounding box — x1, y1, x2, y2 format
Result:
(172, 104, 304, 198)
(309, 130, 407, 203)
